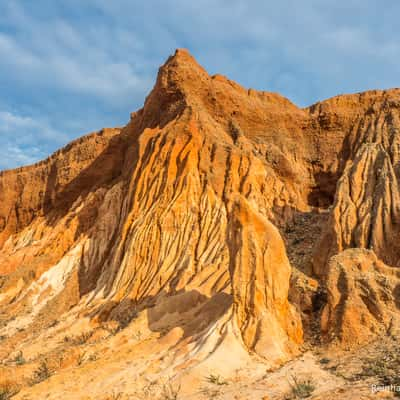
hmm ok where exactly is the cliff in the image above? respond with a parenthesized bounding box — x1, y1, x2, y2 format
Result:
(0, 49, 399, 400)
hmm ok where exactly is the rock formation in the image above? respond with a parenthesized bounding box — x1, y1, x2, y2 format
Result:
(0, 49, 399, 399)
(314, 142, 400, 276)
(320, 249, 400, 345)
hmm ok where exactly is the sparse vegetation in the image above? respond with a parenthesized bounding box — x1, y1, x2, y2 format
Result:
(0, 382, 16, 400)
(31, 360, 52, 385)
(289, 375, 315, 399)
(13, 351, 26, 365)
(199, 387, 221, 398)
(0, 389, 11, 400)
(77, 351, 86, 366)
(118, 308, 138, 330)
(133, 330, 142, 340)
(161, 380, 181, 400)
(64, 331, 93, 346)
(205, 374, 228, 386)
(48, 319, 59, 328)
(87, 353, 98, 362)
(103, 323, 122, 336)
(356, 351, 400, 396)
(142, 379, 158, 398)
(359, 357, 393, 379)
(104, 391, 123, 400)
(142, 378, 180, 400)
(74, 331, 93, 345)
(319, 357, 330, 364)
(77, 351, 97, 365)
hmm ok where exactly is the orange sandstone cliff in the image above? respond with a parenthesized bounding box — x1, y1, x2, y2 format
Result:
(0, 49, 399, 400)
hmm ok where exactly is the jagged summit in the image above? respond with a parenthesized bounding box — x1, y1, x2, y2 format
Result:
(138, 49, 302, 132)
(0, 51, 400, 399)
(153, 48, 209, 94)
(163, 48, 205, 71)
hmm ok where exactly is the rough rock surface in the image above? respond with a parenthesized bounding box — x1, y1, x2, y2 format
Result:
(321, 249, 400, 345)
(0, 49, 399, 399)
(314, 143, 400, 275)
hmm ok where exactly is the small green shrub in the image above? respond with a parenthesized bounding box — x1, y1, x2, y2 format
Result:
(0, 383, 14, 400)
(73, 331, 93, 345)
(161, 380, 181, 400)
(290, 375, 315, 399)
(205, 374, 228, 386)
(65, 331, 93, 346)
(14, 351, 26, 365)
(31, 361, 52, 385)
(319, 357, 330, 365)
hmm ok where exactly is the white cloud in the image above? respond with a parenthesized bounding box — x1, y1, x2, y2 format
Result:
(0, 110, 68, 169)
(0, 111, 68, 142)
(0, 6, 153, 102)
(0, 34, 40, 69)
(0, 31, 152, 100)
(0, 145, 44, 170)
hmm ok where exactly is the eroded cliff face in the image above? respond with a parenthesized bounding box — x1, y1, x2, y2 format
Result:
(314, 142, 400, 276)
(320, 249, 400, 345)
(0, 49, 400, 399)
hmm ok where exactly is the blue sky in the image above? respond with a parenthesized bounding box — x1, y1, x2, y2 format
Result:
(0, 0, 399, 170)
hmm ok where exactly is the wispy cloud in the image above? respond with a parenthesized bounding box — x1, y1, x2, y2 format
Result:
(0, 145, 44, 170)
(0, 25, 152, 100)
(0, 110, 67, 170)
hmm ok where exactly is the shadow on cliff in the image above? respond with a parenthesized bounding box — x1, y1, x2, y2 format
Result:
(89, 289, 233, 340)
(38, 99, 189, 299)
(307, 129, 353, 208)
(307, 170, 336, 208)
(42, 130, 129, 228)
(40, 130, 134, 297)
(273, 205, 329, 279)
(41, 92, 187, 231)
(394, 284, 400, 310)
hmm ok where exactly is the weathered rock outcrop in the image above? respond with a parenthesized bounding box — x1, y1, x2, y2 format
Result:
(228, 196, 302, 361)
(321, 249, 400, 345)
(314, 142, 400, 276)
(0, 49, 400, 398)
(0, 50, 306, 369)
